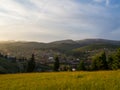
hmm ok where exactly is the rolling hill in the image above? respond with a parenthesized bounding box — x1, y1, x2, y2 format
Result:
(0, 39, 119, 58)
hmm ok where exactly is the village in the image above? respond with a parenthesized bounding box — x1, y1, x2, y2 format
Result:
(0, 50, 86, 72)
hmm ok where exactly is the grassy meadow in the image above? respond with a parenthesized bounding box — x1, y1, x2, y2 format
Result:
(0, 70, 120, 90)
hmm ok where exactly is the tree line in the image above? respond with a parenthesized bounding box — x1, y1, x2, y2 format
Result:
(77, 48, 120, 71)
(0, 52, 36, 73)
(0, 48, 120, 73)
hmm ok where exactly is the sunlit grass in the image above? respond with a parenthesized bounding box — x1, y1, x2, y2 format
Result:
(0, 70, 120, 90)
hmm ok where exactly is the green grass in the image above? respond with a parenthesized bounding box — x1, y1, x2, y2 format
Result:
(0, 70, 120, 90)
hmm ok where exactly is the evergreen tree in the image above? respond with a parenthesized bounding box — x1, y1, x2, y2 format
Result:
(108, 55, 114, 70)
(27, 54, 35, 72)
(111, 48, 120, 70)
(100, 51, 108, 69)
(91, 58, 98, 70)
(115, 48, 120, 68)
(91, 51, 108, 70)
(77, 61, 86, 70)
(54, 56, 60, 71)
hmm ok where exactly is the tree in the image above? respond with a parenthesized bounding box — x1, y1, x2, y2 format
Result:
(100, 51, 108, 69)
(77, 61, 86, 70)
(54, 56, 60, 71)
(91, 58, 98, 70)
(91, 51, 108, 70)
(108, 48, 120, 70)
(108, 55, 114, 70)
(115, 48, 120, 68)
(27, 54, 35, 72)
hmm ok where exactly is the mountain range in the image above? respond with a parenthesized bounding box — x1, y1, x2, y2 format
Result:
(0, 39, 120, 56)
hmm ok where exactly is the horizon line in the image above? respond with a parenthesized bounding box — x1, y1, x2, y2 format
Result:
(0, 38, 120, 43)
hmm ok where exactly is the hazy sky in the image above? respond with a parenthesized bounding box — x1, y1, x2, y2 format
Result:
(0, 0, 120, 42)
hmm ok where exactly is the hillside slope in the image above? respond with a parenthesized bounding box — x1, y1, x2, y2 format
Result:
(0, 39, 119, 58)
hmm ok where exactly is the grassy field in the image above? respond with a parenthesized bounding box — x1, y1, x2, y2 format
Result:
(0, 71, 120, 90)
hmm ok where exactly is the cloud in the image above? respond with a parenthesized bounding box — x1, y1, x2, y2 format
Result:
(93, 0, 110, 7)
(0, 0, 120, 42)
(93, 0, 104, 3)
(106, 0, 110, 6)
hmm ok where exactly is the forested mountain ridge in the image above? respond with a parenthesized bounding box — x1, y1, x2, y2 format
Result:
(0, 39, 119, 64)
(0, 39, 119, 58)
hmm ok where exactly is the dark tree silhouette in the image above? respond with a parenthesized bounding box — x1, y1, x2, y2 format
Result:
(91, 51, 108, 70)
(54, 56, 60, 71)
(77, 61, 86, 70)
(27, 54, 35, 72)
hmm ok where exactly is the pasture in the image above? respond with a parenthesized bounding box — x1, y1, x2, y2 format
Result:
(0, 70, 120, 90)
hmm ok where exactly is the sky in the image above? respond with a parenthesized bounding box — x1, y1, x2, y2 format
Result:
(0, 0, 120, 42)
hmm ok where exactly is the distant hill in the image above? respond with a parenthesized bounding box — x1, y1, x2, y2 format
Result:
(0, 39, 119, 58)
(50, 39, 77, 44)
(76, 39, 120, 45)
(47, 39, 120, 52)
